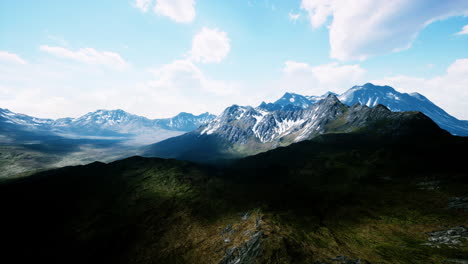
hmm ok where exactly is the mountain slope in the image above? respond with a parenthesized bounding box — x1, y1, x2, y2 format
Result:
(1, 130, 467, 264)
(337, 83, 468, 136)
(145, 95, 446, 162)
(254, 83, 467, 136)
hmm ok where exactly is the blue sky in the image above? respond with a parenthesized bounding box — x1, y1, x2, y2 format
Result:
(0, 0, 467, 119)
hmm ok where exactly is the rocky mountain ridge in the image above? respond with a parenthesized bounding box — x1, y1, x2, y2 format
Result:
(145, 93, 444, 162)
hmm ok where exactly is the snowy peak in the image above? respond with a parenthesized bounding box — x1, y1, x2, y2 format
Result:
(273, 92, 313, 109)
(71, 109, 144, 126)
(0, 108, 54, 130)
(155, 112, 216, 131)
(338, 83, 398, 108)
(200, 105, 260, 137)
(338, 83, 468, 136)
(305, 91, 338, 103)
(323, 93, 341, 104)
(153, 94, 444, 162)
(194, 82, 462, 152)
(0, 108, 216, 143)
(199, 94, 350, 145)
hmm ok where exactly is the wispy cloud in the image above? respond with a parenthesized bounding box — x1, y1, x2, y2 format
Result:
(0, 51, 27, 65)
(289, 12, 301, 23)
(455, 25, 468, 35)
(40, 46, 129, 70)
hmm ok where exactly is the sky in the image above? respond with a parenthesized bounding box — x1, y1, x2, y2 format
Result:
(0, 0, 467, 120)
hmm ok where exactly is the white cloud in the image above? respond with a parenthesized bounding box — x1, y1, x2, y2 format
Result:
(455, 24, 468, 35)
(289, 12, 301, 23)
(148, 59, 235, 96)
(300, 0, 468, 61)
(0, 51, 27, 65)
(0, 27, 246, 119)
(40, 45, 128, 70)
(281, 60, 366, 94)
(154, 0, 195, 23)
(189, 27, 231, 64)
(0, 56, 246, 119)
(372, 58, 468, 120)
(134, 0, 152, 12)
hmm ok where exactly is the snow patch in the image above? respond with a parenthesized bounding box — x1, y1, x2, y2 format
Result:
(252, 110, 269, 142)
(274, 118, 306, 138)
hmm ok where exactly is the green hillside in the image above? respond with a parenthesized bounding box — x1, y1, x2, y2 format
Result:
(1, 133, 467, 264)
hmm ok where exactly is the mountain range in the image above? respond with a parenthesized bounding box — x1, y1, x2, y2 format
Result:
(2, 113, 467, 264)
(0, 108, 215, 145)
(145, 90, 446, 162)
(0, 109, 214, 177)
(2, 83, 466, 147)
(266, 83, 468, 136)
(2, 82, 467, 175)
(145, 83, 468, 162)
(1, 82, 468, 264)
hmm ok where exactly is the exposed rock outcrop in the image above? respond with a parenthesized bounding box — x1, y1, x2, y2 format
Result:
(448, 197, 468, 211)
(218, 213, 263, 264)
(424, 226, 468, 248)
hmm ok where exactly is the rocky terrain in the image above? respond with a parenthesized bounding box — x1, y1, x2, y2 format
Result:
(145, 93, 444, 162)
(425, 226, 468, 248)
(1, 127, 467, 264)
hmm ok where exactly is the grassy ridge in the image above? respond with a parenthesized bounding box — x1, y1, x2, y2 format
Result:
(0, 133, 467, 263)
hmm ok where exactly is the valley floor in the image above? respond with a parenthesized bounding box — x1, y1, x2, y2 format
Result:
(0, 143, 140, 178)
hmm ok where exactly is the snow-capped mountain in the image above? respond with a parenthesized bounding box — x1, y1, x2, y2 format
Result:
(0, 108, 53, 130)
(200, 95, 347, 144)
(154, 112, 215, 131)
(259, 83, 468, 136)
(0, 108, 215, 144)
(52, 109, 155, 137)
(337, 83, 468, 136)
(146, 94, 443, 162)
(275, 92, 312, 108)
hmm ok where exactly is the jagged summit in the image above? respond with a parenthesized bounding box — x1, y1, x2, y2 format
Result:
(324, 93, 341, 102)
(146, 93, 443, 162)
(273, 92, 313, 109)
(257, 83, 467, 136)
